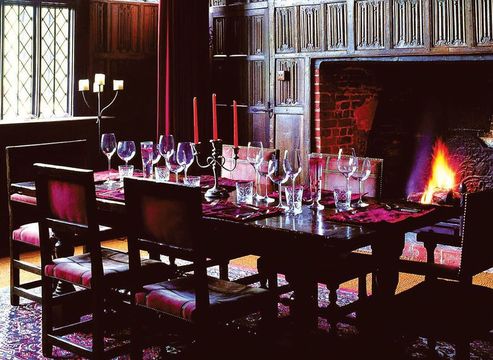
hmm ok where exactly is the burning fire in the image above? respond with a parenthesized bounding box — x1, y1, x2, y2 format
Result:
(420, 139, 456, 204)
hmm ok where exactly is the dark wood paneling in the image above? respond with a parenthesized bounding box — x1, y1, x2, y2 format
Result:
(275, 113, 302, 156)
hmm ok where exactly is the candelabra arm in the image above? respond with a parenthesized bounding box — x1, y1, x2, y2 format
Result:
(81, 91, 92, 110)
(99, 91, 119, 117)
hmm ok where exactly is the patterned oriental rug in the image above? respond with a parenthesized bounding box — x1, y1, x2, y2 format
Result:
(0, 265, 492, 359)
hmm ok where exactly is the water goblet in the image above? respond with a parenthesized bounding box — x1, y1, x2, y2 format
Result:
(140, 141, 154, 178)
(267, 154, 288, 209)
(246, 141, 264, 201)
(258, 159, 274, 203)
(309, 153, 326, 210)
(117, 140, 136, 166)
(351, 157, 371, 208)
(283, 149, 302, 213)
(176, 142, 195, 180)
(337, 147, 357, 193)
(100, 133, 117, 189)
(166, 148, 185, 182)
(158, 134, 175, 161)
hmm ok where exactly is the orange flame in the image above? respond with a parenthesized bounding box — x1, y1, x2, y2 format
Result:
(420, 139, 456, 204)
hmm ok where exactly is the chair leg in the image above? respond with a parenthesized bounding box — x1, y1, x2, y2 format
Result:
(10, 246, 20, 306)
(219, 261, 229, 280)
(92, 292, 106, 358)
(358, 274, 368, 300)
(41, 275, 54, 357)
(328, 283, 339, 333)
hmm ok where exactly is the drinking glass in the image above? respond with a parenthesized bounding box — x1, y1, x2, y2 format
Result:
(258, 159, 274, 203)
(117, 140, 136, 165)
(166, 149, 185, 182)
(176, 142, 195, 180)
(154, 166, 170, 182)
(267, 154, 288, 209)
(140, 141, 154, 178)
(334, 187, 352, 212)
(352, 157, 371, 208)
(118, 164, 134, 181)
(285, 186, 303, 215)
(337, 147, 357, 193)
(100, 133, 117, 189)
(184, 175, 201, 187)
(152, 143, 161, 166)
(246, 141, 264, 201)
(283, 149, 302, 211)
(158, 134, 175, 161)
(309, 153, 326, 210)
(236, 181, 253, 204)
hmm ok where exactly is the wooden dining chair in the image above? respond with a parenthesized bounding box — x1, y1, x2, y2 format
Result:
(392, 189, 493, 358)
(124, 177, 277, 356)
(35, 163, 174, 359)
(6, 140, 89, 305)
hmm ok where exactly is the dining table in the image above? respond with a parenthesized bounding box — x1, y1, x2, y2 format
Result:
(10, 170, 460, 331)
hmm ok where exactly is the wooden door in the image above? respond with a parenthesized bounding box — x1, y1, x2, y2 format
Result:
(210, 2, 272, 148)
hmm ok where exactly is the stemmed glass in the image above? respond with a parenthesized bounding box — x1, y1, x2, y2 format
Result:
(158, 134, 175, 162)
(283, 149, 302, 214)
(337, 147, 357, 193)
(117, 140, 136, 165)
(352, 157, 371, 208)
(100, 133, 117, 189)
(309, 153, 326, 210)
(267, 154, 288, 209)
(258, 159, 275, 203)
(166, 146, 185, 182)
(176, 142, 195, 180)
(246, 141, 264, 201)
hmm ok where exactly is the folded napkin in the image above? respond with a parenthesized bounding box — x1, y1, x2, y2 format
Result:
(325, 203, 435, 225)
(202, 200, 283, 222)
(200, 175, 243, 192)
(269, 186, 360, 206)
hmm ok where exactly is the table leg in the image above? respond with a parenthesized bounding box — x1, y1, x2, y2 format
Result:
(289, 274, 319, 332)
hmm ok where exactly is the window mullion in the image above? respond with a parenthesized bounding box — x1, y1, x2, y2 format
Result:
(33, 0, 41, 117)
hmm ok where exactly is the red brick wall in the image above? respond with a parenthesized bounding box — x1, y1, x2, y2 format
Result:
(314, 65, 380, 156)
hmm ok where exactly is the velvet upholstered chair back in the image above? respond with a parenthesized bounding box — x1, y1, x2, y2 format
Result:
(124, 177, 203, 263)
(312, 153, 384, 198)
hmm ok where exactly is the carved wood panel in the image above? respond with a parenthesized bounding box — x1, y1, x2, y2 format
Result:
(326, 2, 348, 50)
(355, 0, 386, 50)
(249, 15, 265, 55)
(229, 16, 248, 55)
(110, 3, 140, 53)
(142, 5, 158, 54)
(275, 113, 302, 156)
(300, 5, 322, 52)
(90, 1, 108, 53)
(432, 0, 466, 47)
(213, 17, 227, 55)
(276, 58, 304, 106)
(249, 61, 265, 106)
(275, 7, 297, 53)
(474, 0, 493, 46)
(392, 0, 425, 48)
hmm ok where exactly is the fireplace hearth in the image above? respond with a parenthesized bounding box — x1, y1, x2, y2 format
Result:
(314, 58, 493, 197)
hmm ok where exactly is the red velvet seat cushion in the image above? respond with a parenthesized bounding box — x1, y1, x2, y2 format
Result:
(12, 222, 42, 246)
(10, 193, 37, 205)
(44, 248, 166, 288)
(135, 276, 270, 322)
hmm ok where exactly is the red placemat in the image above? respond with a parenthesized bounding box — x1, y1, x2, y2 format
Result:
(202, 200, 283, 222)
(325, 204, 435, 225)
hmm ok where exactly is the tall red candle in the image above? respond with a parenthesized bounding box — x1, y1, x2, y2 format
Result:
(193, 97, 199, 143)
(212, 93, 218, 140)
(233, 100, 238, 147)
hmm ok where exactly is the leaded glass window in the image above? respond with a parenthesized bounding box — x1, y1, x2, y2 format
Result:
(1, 1, 74, 120)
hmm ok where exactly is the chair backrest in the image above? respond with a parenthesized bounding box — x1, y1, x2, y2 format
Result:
(311, 153, 384, 198)
(34, 163, 104, 285)
(124, 177, 203, 262)
(459, 189, 493, 280)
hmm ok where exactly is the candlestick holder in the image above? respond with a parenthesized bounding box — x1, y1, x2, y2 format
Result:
(193, 139, 239, 198)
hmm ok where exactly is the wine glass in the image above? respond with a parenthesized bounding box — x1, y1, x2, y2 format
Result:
(309, 153, 326, 210)
(337, 147, 357, 193)
(117, 140, 136, 165)
(166, 146, 185, 182)
(158, 134, 175, 161)
(152, 143, 161, 166)
(267, 154, 288, 209)
(247, 141, 264, 201)
(100, 133, 117, 189)
(352, 157, 371, 208)
(283, 149, 302, 214)
(258, 159, 274, 203)
(176, 142, 195, 180)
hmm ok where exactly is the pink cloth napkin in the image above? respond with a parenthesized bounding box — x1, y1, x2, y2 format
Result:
(325, 204, 435, 225)
(202, 200, 283, 222)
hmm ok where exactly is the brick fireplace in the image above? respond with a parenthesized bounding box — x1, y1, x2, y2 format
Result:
(313, 58, 493, 197)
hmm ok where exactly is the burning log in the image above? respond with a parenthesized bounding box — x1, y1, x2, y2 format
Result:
(407, 189, 461, 206)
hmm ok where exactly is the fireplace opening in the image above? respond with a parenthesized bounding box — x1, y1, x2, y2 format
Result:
(314, 59, 493, 198)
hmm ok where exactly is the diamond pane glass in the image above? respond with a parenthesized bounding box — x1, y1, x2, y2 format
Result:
(2, 5, 34, 120)
(40, 7, 70, 118)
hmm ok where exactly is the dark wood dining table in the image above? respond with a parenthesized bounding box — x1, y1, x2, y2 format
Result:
(10, 174, 460, 330)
